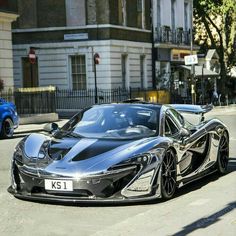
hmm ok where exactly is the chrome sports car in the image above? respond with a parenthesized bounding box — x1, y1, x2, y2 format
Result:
(8, 102, 229, 203)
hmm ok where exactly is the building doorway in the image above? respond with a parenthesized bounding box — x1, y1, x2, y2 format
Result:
(22, 57, 38, 88)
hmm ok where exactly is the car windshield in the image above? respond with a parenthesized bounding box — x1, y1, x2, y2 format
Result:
(58, 104, 160, 139)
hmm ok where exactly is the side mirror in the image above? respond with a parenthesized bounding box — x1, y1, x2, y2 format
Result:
(179, 127, 191, 138)
(43, 123, 59, 133)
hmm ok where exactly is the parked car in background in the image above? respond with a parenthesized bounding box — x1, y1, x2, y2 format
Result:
(0, 98, 19, 138)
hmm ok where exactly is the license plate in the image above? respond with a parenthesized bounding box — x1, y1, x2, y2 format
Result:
(45, 179, 73, 191)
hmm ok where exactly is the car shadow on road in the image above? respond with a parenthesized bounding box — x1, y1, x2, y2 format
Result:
(172, 201, 236, 236)
(171, 157, 236, 201)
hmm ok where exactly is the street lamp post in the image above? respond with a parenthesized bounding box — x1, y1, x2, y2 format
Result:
(28, 47, 36, 87)
(93, 53, 100, 104)
(190, 0, 196, 105)
(201, 64, 205, 104)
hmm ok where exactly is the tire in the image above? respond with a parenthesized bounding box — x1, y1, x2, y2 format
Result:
(217, 131, 229, 174)
(161, 149, 177, 199)
(0, 118, 14, 138)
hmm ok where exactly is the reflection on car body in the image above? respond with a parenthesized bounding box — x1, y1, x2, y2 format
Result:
(8, 102, 229, 204)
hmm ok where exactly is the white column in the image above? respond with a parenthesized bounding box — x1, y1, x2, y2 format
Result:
(0, 12, 18, 91)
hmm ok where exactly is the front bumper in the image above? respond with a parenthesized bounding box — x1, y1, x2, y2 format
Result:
(9, 160, 161, 204)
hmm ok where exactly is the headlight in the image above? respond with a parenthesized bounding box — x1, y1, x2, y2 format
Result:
(135, 153, 153, 166)
(38, 140, 50, 159)
(13, 140, 25, 163)
(131, 150, 163, 167)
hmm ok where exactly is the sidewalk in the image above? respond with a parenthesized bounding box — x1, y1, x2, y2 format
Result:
(208, 104, 236, 115)
(15, 119, 68, 134)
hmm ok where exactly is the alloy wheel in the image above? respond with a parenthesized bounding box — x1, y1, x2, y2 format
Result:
(2, 118, 14, 138)
(218, 132, 229, 174)
(161, 149, 177, 199)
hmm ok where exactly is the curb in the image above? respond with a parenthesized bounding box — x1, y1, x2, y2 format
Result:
(15, 128, 44, 135)
(15, 119, 68, 134)
(19, 113, 59, 125)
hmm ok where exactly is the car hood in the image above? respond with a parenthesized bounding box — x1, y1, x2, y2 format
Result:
(22, 133, 167, 177)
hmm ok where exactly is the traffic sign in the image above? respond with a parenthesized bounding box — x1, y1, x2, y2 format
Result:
(94, 53, 100, 65)
(184, 54, 198, 65)
(29, 48, 36, 64)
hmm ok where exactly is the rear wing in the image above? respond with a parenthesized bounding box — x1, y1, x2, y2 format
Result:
(170, 104, 213, 114)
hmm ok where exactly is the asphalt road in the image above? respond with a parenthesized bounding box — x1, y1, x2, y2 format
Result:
(0, 111, 235, 236)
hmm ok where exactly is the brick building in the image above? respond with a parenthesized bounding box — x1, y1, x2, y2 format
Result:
(12, 0, 152, 90)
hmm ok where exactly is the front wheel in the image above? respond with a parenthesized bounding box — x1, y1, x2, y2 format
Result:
(217, 131, 229, 174)
(161, 149, 177, 199)
(0, 118, 14, 138)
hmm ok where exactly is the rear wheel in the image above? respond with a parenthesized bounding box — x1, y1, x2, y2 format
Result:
(161, 149, 177, 199)
(217, 132, 229, 174)
(0, 118, 14, 138)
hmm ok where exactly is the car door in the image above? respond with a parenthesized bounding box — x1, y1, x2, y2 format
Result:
(165, 108, 210, 179)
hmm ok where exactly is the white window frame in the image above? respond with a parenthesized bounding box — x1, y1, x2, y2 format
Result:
(70, 54, 87, 90)
(137, 0, 145, 29)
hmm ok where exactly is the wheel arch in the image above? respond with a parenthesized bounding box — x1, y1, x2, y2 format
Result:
(0, 116, 14, 137)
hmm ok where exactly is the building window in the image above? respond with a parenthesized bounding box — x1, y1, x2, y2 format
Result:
(137, 0, 142, 12)
(156, 0, 161, 27)
(71, 55, 86, 90)
(65, 0, 86, 26)
(37, 0, 66, 28)
(118, 0, 126, 26)
(137, 0, 145, 28)
(184, 2, 189, 31)
(140, 55, 145, 89)
(121, 54, 128, 89)
(171, 0, 176, 30)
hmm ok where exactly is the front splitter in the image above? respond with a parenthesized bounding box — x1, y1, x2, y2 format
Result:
(8, 186, 160, 205)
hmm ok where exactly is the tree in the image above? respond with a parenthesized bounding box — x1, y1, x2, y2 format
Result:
(193, 0, 236, 95)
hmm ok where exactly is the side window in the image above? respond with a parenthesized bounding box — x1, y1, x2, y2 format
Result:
(165, 116, 179, 137)
(169, 109, 185, 126)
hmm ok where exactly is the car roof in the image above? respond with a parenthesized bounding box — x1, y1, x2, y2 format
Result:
(93, 101, 163, 109)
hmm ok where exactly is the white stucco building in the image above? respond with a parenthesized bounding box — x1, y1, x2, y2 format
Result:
(0, 10, 18, 90)
(152, 0, 198, 99)
(12, 0, 152, 90)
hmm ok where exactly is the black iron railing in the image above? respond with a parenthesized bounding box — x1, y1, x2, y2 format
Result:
(0, 89, 56, 114)
(2, 87, 235, 115)
(14, 90, 56, 114)
(0, 88, 131, 114)
(155, 26, 190, 45)
(55, 88, 131, 110)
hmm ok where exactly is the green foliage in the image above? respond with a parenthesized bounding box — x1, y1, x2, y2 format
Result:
(194, 0, 236, 94)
